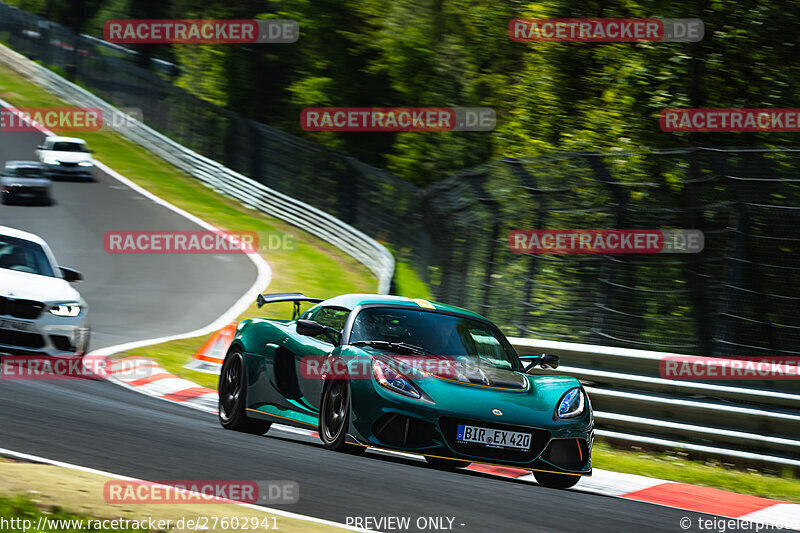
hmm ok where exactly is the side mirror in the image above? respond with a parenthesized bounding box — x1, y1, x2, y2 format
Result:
(539, 353, 559, 369)
(37, 145, 45, 150)
(296, 319, 340, 345)
(60, 267, 83, 282)
(523, 353, 559, 373)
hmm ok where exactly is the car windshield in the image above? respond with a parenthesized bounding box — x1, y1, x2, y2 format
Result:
(349, 307, 520, 371)
(51, 142, 89, 152)
(3, 166, 43, 178)
(0, 236, 56, 277)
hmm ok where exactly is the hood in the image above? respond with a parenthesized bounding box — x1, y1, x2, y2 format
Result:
(1, 176, 51, 187)
(347, 346, 588, 428)
(0, 268, 81, 303)
(43, 151, 92, 164)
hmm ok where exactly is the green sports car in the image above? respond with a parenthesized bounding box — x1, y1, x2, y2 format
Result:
(218, 293, 593, 488)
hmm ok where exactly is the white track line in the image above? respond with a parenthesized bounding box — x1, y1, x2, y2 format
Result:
(0, 447, 373, 532)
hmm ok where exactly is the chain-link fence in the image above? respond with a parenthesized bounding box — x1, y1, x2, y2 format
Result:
(424, 149, 800, 359)
(2, 3, 798, 358)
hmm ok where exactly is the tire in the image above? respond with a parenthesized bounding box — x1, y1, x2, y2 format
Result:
(425, 456, 466, 470)
(218, 349, 271, 435)
(319, 379, 364, 454)
(533, 471, 580, 489)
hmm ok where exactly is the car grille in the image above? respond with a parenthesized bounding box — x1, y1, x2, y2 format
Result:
(59, 162, 78, 167)
(372, 413, 439, 449)
(438, 417, 550, 463)
(0, 328, 45, 348)
(0, 297, 44, 319)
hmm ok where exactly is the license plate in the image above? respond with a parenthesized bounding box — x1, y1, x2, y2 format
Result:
(456, 424, 532, 451)
(0, 318, 34, 332)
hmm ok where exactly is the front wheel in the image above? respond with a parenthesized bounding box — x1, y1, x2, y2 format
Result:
(533, 471, 580, 489)
(319, 379, 364, 454)
(218, 349, 271, 435)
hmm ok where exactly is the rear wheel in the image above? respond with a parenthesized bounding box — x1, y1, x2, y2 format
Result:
(319, 379, 364, 454)
(533, 471, 580, 489)
(425, 456, 466, 470)
(218, 349, 271, 435)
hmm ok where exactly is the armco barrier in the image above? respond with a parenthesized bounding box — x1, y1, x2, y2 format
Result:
(0, 43, 394, 294)
(511, 337, 800, 469)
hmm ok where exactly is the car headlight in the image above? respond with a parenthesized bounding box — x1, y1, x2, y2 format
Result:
(50, 303, 82, 317)
(556, 387, 585, 419)
(43, 156, 60, 165)
(372, 359, 421, 399)
(77, 161, 93, 167)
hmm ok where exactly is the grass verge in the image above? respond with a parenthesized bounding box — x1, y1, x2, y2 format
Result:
(0, 461, 346, 532)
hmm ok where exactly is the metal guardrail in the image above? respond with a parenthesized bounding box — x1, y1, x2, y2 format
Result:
(511, 337, 800, 468)
(0, 43, 395, 294)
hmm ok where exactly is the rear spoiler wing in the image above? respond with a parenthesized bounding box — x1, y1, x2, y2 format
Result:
(256, 293, 324, 319)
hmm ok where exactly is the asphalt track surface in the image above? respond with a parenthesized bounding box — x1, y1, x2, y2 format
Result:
(0, 128, 722, 532)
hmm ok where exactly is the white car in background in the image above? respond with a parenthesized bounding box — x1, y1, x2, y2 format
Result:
(0, 225, 90, 356)
(35, 136, 95, 179)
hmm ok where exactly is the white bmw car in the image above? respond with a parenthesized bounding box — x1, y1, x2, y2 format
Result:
(0, 225, 90, 356)
(35, 136, 95, 179)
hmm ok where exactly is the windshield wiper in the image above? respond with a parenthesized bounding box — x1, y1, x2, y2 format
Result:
(350, 340, 436, 356)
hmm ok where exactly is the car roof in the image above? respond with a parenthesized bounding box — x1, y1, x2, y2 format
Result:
(45, 136, 86, 144)
(319, 293, 487, 321)
(4, 161, 46, 169)
(0, 225, 49, 247)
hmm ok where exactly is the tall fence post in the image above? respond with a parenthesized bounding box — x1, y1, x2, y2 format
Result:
(584, 153, 628, 344)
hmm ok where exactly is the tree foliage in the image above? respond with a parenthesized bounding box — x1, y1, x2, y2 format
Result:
(9, 0, 800, 184)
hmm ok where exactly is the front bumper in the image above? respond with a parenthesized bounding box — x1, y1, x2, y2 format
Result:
(2, 186, 50, 199)
(42, 164, 93, 178)
(0, 311, 90, 356)
(349, 379, 593, 475)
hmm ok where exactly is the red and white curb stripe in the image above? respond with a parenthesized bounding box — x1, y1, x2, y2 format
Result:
(108, 357, 800, 531)
(106, 357, 218, 412)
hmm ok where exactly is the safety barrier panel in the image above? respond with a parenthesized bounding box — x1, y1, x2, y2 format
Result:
(511, 337, 800, 469)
